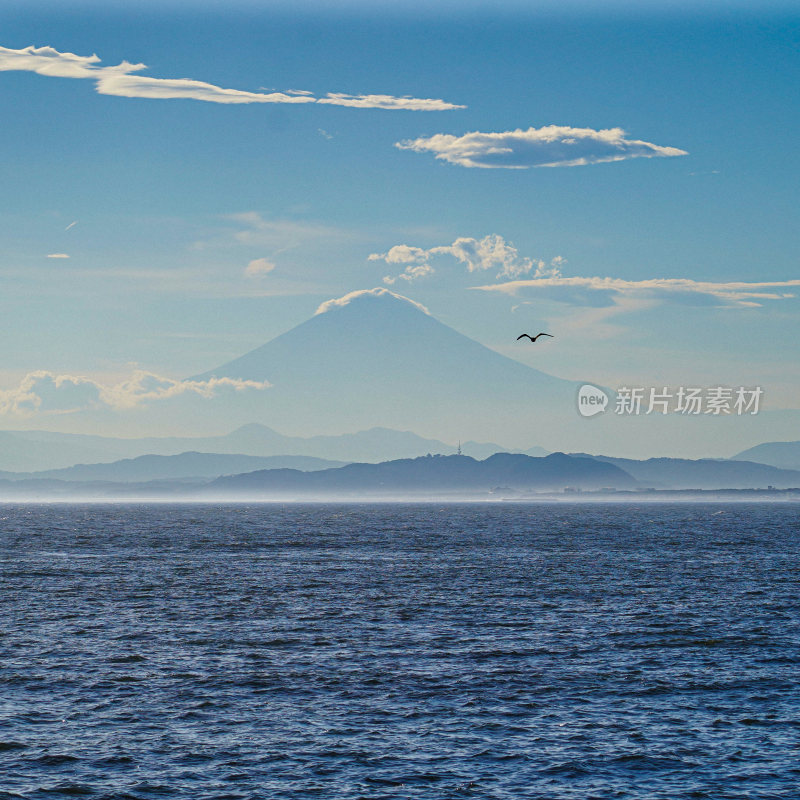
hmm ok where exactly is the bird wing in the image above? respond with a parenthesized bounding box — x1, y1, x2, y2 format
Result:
(517, 334, 531, 340)
(535, 333, 553, 339)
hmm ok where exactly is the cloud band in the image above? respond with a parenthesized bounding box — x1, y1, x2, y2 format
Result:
(473, 276, 800, 308)
(0, 44, 464, 110)
(0, 370, 271, 416)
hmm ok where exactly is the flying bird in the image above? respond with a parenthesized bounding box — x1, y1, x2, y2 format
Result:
(517, 332, 553, 342)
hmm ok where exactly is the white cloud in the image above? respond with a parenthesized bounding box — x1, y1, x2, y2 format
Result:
(370, 234, 563, 283)
(396, 125, 687, 168)
(382, 263, 435, 285)
(0, 370, 270, 416)
(0, 44, 101, 79)
(473, 275, 800, 308)
(315, 287, 430, 315)
(0, 44, 461, 110)
(94, 72, 312, 104)
(317, 93, 463, 111)
(245, 257, 276, 277)
(225, 212, 349, 250)
(46, 253, 70, 259)
(372, 232, 800, 312)
(370, 244, 431, 265)
(64, 221, 77, 231)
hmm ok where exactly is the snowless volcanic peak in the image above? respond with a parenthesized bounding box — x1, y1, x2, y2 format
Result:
(189, 283, 580, 440)
(195, 284, 573, 395)
(315, 287, 431, 316)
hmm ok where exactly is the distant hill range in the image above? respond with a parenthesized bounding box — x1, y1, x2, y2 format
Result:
(0, 452, 632, 501)
(572, 453, 800, 489)
(2, 450, 799, 501)
(0, 452, 347, 483)
(203, 452, 637, 498)
(0, 425, 539, 474)
(732, 441, 800, 471)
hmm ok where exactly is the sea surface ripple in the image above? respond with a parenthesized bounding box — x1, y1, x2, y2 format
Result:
(1, 502, 799, 799)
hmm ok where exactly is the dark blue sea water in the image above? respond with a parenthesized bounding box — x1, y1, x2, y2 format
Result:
(1, 502, 799, 799)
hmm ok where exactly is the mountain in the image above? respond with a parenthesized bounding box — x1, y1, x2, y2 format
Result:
(7, 287, 796, 460)
(189, 287, 800, 458)
(0, 424, 520, 473)
(523, 446, 550, 458)
(3, 452, 347, 483)
(192, 288, 578, 440)
(573, 454, 800, 489)
(203, 452, 637, 498)
(732, 441, 800, 471)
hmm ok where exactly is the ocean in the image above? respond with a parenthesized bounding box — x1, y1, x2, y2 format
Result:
(1, 502, 798, 799)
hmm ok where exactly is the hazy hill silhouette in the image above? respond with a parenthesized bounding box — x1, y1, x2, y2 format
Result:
(0, 424, 519, 473)
(732, 441, 800, 471)
(8, 452, 346, 483)
(573, 454, 800, 489)
(204, 452, 637, 497)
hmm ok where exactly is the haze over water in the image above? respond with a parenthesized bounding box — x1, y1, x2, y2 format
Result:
(2, 502, 799, 799)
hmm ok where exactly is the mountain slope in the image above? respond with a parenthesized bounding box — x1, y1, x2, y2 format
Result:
(573, 454, 800, 489)
(732, 441, 800, 471)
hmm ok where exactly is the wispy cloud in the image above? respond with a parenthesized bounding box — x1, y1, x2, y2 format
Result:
(226, 212, 349, 247)
(46, 253, 70, 259)
(64, 221, 77, 231)
(396, 125, 687, 168)
(0, 370, 271, 416)
(0, 45, 463, 110)
(473, 275, 800, 308)
(317, 93, 462, 111)
(245, 257, 276, 277)
(370, 234, 563, 284)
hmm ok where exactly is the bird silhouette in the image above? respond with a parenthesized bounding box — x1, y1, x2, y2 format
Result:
(517, 332, 553, 342)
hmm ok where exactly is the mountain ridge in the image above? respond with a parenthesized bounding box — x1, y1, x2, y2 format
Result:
(0, 424, 534, 473)
(0, 452, 348, 483)
(2, 449, 800, 501)
(203, 451, 637, 498)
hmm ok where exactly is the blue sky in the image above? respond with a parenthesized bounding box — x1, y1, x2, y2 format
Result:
(1, 1, 798, 444)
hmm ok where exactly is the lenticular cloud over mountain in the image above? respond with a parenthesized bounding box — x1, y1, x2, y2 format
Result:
(315, 287, 431, 316)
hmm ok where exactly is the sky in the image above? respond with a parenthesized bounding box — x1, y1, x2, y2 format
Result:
(1, 0, 798, 447)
